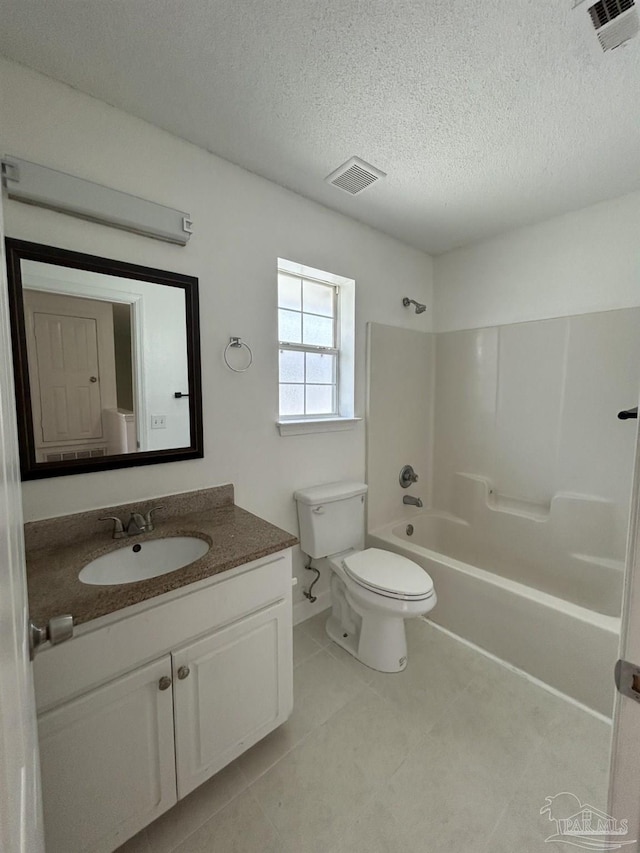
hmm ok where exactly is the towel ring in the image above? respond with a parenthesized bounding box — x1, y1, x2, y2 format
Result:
(224, 337, 253, 372)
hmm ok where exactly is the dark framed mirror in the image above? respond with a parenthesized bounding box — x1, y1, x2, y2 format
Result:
(5, 239, 203, 480)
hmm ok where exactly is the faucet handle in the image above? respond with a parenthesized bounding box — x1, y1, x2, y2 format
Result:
(144, 505, 166, 530)
(399, 465, 419, 488)
(99, 516, 125, 539)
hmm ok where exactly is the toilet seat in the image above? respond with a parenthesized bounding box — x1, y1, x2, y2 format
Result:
(342, 548, 434, 601)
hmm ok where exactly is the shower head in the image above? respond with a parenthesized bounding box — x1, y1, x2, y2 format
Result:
(402, 297, 427, 315)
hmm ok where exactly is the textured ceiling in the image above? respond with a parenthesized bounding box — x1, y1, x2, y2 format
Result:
(0, 0, 639, 254)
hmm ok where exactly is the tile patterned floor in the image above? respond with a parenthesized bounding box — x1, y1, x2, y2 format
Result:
(117, 613, 611, 853)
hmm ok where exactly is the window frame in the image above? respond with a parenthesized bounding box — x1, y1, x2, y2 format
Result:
(277, 259, 358, 435)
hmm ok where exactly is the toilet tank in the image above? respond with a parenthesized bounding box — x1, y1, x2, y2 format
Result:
(294, 481, 368, 559)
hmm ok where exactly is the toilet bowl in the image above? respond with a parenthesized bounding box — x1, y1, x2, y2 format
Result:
(294, 481, 437, 673)
(325, 547, 436, 672)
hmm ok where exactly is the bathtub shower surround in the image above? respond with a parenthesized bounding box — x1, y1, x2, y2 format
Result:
(377, 475, 623, 617)
(367, 309, 640, 716)
(366, 324, 435, 531)
(433, 309, 640, 551)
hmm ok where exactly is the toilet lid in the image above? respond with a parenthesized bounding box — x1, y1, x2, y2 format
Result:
(342, 548, 434, 600)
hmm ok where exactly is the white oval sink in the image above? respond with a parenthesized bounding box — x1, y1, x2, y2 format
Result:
(79, 536, 210, 586)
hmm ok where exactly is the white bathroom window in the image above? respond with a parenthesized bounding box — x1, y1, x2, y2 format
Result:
(277, 259, 357, 435)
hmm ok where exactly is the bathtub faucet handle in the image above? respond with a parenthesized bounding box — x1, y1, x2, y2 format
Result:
(399, 465, 419, 489)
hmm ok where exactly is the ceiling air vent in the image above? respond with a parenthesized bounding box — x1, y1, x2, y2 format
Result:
(588, 0, 639, 50)
(325, 157, 386, 196)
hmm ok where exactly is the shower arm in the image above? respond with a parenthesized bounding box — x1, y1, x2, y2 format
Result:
(402, 297, 427, 314)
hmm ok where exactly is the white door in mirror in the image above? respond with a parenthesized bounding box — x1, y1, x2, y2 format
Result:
(79, 537, 210, 585)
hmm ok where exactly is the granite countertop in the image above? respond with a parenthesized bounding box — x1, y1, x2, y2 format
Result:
(26, 490, 298, 627)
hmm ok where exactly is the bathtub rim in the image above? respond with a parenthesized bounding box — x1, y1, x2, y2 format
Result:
(369, 517, 621, 635)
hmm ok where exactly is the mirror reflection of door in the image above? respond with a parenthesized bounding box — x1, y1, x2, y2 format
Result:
(4, 239, 202, 479)
(23, 291, 136, 462)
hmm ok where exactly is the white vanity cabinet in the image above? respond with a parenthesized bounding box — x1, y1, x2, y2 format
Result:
(38, 656, 178, 853)
(173, 600, 289, 798)
(33, 550, 293, 853)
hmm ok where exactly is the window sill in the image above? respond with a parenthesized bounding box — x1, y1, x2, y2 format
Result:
(277, 417, 362, 436)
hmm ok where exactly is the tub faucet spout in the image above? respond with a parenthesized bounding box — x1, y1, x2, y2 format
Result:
(403, 495, 423, 508)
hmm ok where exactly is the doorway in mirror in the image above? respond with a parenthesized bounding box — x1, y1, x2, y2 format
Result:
(5, 239, 202, 479)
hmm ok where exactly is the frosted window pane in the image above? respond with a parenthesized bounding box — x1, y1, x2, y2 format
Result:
(280, 384, 304, 416)
(278, 273, 302, 311)
(279, 309, 302, 344)
(305, 352, 335, 384)
(278, 274, 301, 311)
(303, 313, 334, 347)
(303, 281, 334, 317)
(306, 384, 334, 415)
(279, 350, 304, 383)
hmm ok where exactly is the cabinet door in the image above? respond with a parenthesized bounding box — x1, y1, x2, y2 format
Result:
(38, 656, 177, 853)
(173, 600, 293, 798)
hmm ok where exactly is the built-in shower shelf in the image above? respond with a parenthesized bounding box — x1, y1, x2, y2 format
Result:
(455, 473, 551, 521)
(487, 492, 550, 521)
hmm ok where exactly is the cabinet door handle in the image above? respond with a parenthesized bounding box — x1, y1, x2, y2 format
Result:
(158, 676, 172, 691)
(177, 665, 190, 680)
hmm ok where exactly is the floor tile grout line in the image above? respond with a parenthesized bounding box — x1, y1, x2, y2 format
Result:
(245, 785, 291, 853)
(239, 672, 370, 788)
(149, 770, 252, 852)
(293, 622, 323, 646)
(478, 795, 513, 852)
(240, 723, 315, 787)
(322, 646, 376, 685)
(246, 680, 377, 801)
(165, 780, 258, 853)
(384, 728, 438, 789)
(293, 643, 326, 671)
(296, 612, 332, 645)
(365, 667, 474, 741)
(248, 734, 421, 853)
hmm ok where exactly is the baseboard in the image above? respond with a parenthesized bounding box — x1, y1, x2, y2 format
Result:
(293, 589, 331, 626)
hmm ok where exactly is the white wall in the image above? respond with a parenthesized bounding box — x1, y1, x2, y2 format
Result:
(434, 191, 640, 332)
(0, 58, 433, 604)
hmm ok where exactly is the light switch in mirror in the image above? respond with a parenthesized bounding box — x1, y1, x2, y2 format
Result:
(5, 239, 203, 479)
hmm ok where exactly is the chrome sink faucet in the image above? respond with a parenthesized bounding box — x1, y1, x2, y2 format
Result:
(100, 506, 165, 539)
(403, 495, 423, 508)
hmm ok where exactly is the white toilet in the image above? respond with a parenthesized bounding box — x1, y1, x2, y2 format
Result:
(294, 481, 436, 672)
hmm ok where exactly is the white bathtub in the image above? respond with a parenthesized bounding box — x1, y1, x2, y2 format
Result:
(369, 511, 620, 717)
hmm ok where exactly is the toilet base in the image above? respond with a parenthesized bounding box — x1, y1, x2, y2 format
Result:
(325, 614, 360, 662)
(325, 610, 408, 674)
